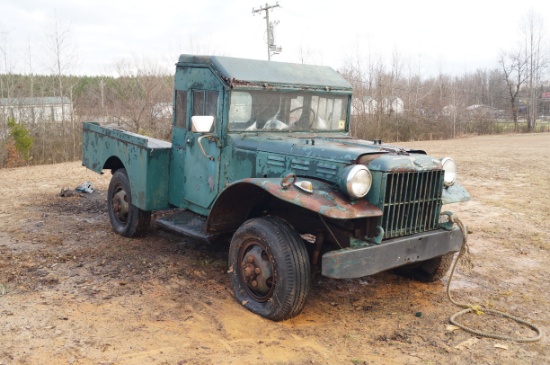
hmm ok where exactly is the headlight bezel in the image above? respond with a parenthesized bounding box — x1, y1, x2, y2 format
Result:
(441, 157, 457, 187)
(339, 164, 372, 199)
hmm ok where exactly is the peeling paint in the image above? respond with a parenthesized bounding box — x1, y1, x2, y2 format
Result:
(82, 54, 473, 288)
(239, 178, 382, 220)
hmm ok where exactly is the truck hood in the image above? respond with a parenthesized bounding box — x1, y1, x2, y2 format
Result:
(232, 134, 427, 166)
(229, 133, 448, 195)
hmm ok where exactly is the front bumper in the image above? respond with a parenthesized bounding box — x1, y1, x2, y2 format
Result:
(322, 227, 463, 279)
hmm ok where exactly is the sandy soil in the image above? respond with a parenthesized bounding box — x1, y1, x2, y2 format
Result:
(0, 133, 549, 365)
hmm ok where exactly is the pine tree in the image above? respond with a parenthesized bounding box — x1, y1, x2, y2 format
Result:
(6, 117, 33, 165)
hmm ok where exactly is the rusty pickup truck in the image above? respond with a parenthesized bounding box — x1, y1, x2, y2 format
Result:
(82, 54, 470, 321)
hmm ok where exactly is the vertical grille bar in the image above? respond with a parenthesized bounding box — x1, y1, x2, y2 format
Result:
(411, 171, 420, 234)
(394, 172, 403, 233)
(422, 171, 431, 232)
(388, 176, 395, 236)
(381, 170, 443, 239)
(404, 172, 412, 236)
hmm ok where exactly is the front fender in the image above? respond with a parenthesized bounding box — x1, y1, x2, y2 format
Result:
(442, 182, 470, 204)
(206, 177, 382, 233)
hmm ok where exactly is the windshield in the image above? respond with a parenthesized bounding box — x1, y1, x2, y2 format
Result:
(228, 90, 349, 132)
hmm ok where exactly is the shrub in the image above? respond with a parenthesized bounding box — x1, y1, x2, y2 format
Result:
(6, 117, 33, 166)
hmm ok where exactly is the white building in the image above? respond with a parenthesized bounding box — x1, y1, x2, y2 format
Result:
(0, 97, 73, 123)
(152, 102, 173, 119)
(442, 105, 457, 116)
(466, 104, 498, 117)
(382, 96, 404, 115)
(352, 96, 378, 115)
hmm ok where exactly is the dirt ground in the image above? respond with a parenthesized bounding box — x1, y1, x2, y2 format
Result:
(1, 133, 549, 365)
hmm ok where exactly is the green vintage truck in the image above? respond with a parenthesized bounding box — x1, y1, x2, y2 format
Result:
(82, 54, 469, 321)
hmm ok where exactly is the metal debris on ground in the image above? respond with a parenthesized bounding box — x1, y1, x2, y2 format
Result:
(76, 182, 94, 194)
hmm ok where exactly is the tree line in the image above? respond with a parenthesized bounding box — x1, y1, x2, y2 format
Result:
(1, 10, 548, 167)
(343, 10, 549, 142)
(1, 59, 549, 168)
(0, 70, 173, 167)
(343, 61, 549, 143)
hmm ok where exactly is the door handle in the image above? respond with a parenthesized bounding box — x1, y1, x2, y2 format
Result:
(197, 134, 216, 161)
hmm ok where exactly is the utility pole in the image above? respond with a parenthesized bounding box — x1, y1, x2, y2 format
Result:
(252, 2, 281, 61)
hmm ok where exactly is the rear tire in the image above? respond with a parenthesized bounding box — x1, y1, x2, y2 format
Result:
(228, 216, 310, 321)
(394, 252, 455, 282)
(107, 168, 151, 237)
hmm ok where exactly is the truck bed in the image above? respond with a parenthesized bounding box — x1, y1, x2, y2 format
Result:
(82, 122, 172, 211)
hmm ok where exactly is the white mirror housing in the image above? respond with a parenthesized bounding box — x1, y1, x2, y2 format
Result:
(191, 116, 214, 133)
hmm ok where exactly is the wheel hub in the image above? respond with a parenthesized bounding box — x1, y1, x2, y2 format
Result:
(112, 189, 129, 223)
(240, 245, 273, 298)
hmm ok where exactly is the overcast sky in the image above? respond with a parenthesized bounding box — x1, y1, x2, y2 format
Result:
(1, 0, 549, 77)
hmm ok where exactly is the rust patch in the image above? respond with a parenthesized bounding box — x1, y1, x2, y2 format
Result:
(243, 178, 382, 220)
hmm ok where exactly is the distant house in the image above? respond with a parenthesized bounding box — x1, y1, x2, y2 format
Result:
(442, 105, 457, 116)
(0, 97, 73, 123)
(382, 96, 404, 115)
(466, 104, 498, 117)
(351, 96, 378, 115)
(151, 102, 173, 119)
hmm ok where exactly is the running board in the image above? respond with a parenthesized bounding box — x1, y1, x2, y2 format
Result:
(156, 210, 226, 243)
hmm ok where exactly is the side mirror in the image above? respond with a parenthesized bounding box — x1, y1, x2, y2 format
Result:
(191, 116, 214, 133)
(191, 116, 217, 161)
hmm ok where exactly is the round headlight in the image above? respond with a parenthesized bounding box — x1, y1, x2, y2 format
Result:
(340, 165, 372, 199)
(441, 157, 457, 187)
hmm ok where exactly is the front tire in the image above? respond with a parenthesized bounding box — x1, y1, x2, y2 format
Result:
(394, 252, 455, 282)
(107, 168, 151, 237)
(228, 216, 310, 321)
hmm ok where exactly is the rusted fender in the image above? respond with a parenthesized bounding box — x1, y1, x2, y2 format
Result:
(206, 177, 382, 233)
(243, 177, 380, 219)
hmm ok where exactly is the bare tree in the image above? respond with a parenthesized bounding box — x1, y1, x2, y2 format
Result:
(499, 50, 527, 131)
(386, 49, 403, 141)
(46, 13, 80, 159)
(295, 42, 322, 65)
(449, 78, 465, 138)
(521, 10, 547, 132)
(0, 25, 16, 166)
(171, 33, 223, 61)
(0, 25, 17, 100)
(488, 68, 508, 112)
(109, 57, 173, 138)
(361, 45, 384, 139)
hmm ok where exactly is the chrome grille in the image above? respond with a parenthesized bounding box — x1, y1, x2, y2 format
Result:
(381, 170, 443, 239)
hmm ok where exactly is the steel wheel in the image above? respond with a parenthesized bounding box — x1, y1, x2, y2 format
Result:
(228, 216, 310, 321)
(238, 239, 276, 302)
(112, 186, 130, 225)
(107, 168, 151, 237)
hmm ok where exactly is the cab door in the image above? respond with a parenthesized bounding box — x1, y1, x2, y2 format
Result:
(181, 89, 223, 210)
(169, 64, 226, 213)
(168, 89, 189, 208)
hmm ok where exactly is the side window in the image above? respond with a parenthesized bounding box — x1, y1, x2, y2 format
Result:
(205, 91, 218, 117)
(175, 90, 187, 128)
(229, 91, 252, 130)
(193, 91, 205, 117)
(192, 90, 218, 132)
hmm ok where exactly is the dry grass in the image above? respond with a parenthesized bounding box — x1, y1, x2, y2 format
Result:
(1, 133, 549, 365)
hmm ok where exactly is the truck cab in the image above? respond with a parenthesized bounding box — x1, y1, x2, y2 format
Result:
(82, 55, 469, 321)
